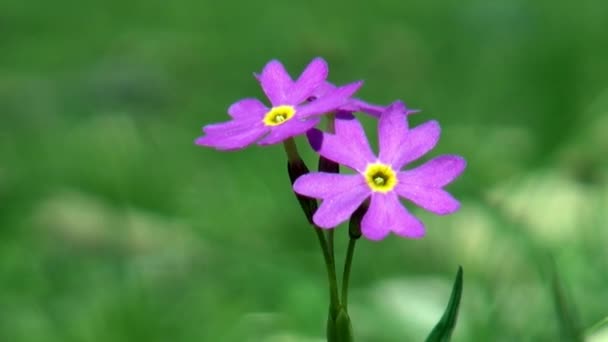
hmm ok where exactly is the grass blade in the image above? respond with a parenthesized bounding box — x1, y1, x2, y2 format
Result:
(425, 266, 463, 342)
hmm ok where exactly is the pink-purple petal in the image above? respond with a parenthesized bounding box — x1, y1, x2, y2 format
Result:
(361, 192, 425, 240)
(399, 155, 466, 187)
(395, 183, 461, 215)
(202, 117, 259, 134)
(257, 117, 320, 146)
(308, 82, 386, 116)
(288, 57, 329, 104)
(294, 173, 366, 199)
(309, 81, 336, 99)
(258, 60, 293, 106)
(227, 98, 268, 119)
(196, 120, 267, 150)
(297, 81, 363, 117)
(307, 128, 362, 169)
(343, 99, 387, 117)
(378, 101, 409, 163)
(312, 184, 370, 229)
(306, 114, 375, 172)
(392, 120, 441, 170)
(332, 113, 376, 169)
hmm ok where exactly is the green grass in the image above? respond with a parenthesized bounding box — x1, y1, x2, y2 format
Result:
(1, 0, 608, 340)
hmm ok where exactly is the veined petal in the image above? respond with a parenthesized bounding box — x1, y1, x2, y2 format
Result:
(312, 184, 370, 229)
(399, 155, 466, 187)
(288, 57, 328, 104)
(361, 192, 425, 240)
(197, 120, 267, 150)
(307, 114, 375, 172)
(258, 60, 293, 106)
(257, 117, 320, 145)
(395, 183, 460, 215)
(294, 173, 366, 199)
(378, 101, 408, 163)
(392, 120, 441, 170)
(297, 81, 363, 117)
(228, 98, 268, 119)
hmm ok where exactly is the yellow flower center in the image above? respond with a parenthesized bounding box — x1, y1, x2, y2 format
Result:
(364, 163, 398, 193)
(263, 105, 296, 126)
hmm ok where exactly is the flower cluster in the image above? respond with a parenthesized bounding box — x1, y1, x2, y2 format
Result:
(196, 57, 466, 240)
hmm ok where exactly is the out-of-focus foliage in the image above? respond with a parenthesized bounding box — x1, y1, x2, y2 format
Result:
(1, 0, 607, 341)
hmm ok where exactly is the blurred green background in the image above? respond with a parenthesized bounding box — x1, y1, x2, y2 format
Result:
(1, 0, 607, 341)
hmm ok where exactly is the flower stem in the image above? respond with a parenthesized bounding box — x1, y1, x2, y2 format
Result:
(314, 226, 340, 311)
(282, 137, 340, 339)
(283, 137, 300, 162)
(327, 229, 335, 262)
(341, 237, 357, 311)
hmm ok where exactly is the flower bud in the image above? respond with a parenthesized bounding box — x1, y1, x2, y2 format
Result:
(287, 158, 318, 224)
(318, 155, 340, 174)
(348, 200, 369, 240)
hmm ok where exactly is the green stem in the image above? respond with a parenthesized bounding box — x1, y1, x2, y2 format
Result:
(341, 237, 357, 311)
(327, 229, 335, 262)
(283, 138, 300, 162)
(282, 136, 340, 339)
(326, 113, 336, 132)
(314, 226, 340, 310)
(282, 138, 338, 304)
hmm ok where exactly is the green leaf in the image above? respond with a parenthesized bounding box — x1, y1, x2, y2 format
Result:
(549, 262, 584, 342)
(425, 266, 463, 342)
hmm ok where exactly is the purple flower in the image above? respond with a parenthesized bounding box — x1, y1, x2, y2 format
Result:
(293, 102, 466, 240)
(196, 58, 362, 150)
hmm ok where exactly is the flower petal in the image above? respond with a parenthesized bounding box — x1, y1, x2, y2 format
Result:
(227, 98, 268, 119)
(307, 113, 375, 172)
(399, 155, 466, 187)
(309, 81, 336, 100)
(378, 101, 409, 163)
(202, 117, 258, 134)
(343, 98, 387, 117)
(257, 117, 320, 145)
(392, 120, 441, 170)
(395, 183, 460, 215)
(197, 120, 267, 150)
(288, 57, 328, 104)
(312, 183, 370, 229)
(361, 192, 425, 240)
(258, 60, 293, 106)
(297, 81, 363, 117)
(294, 173, 366, 199)
(308, 83, 386, 116)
